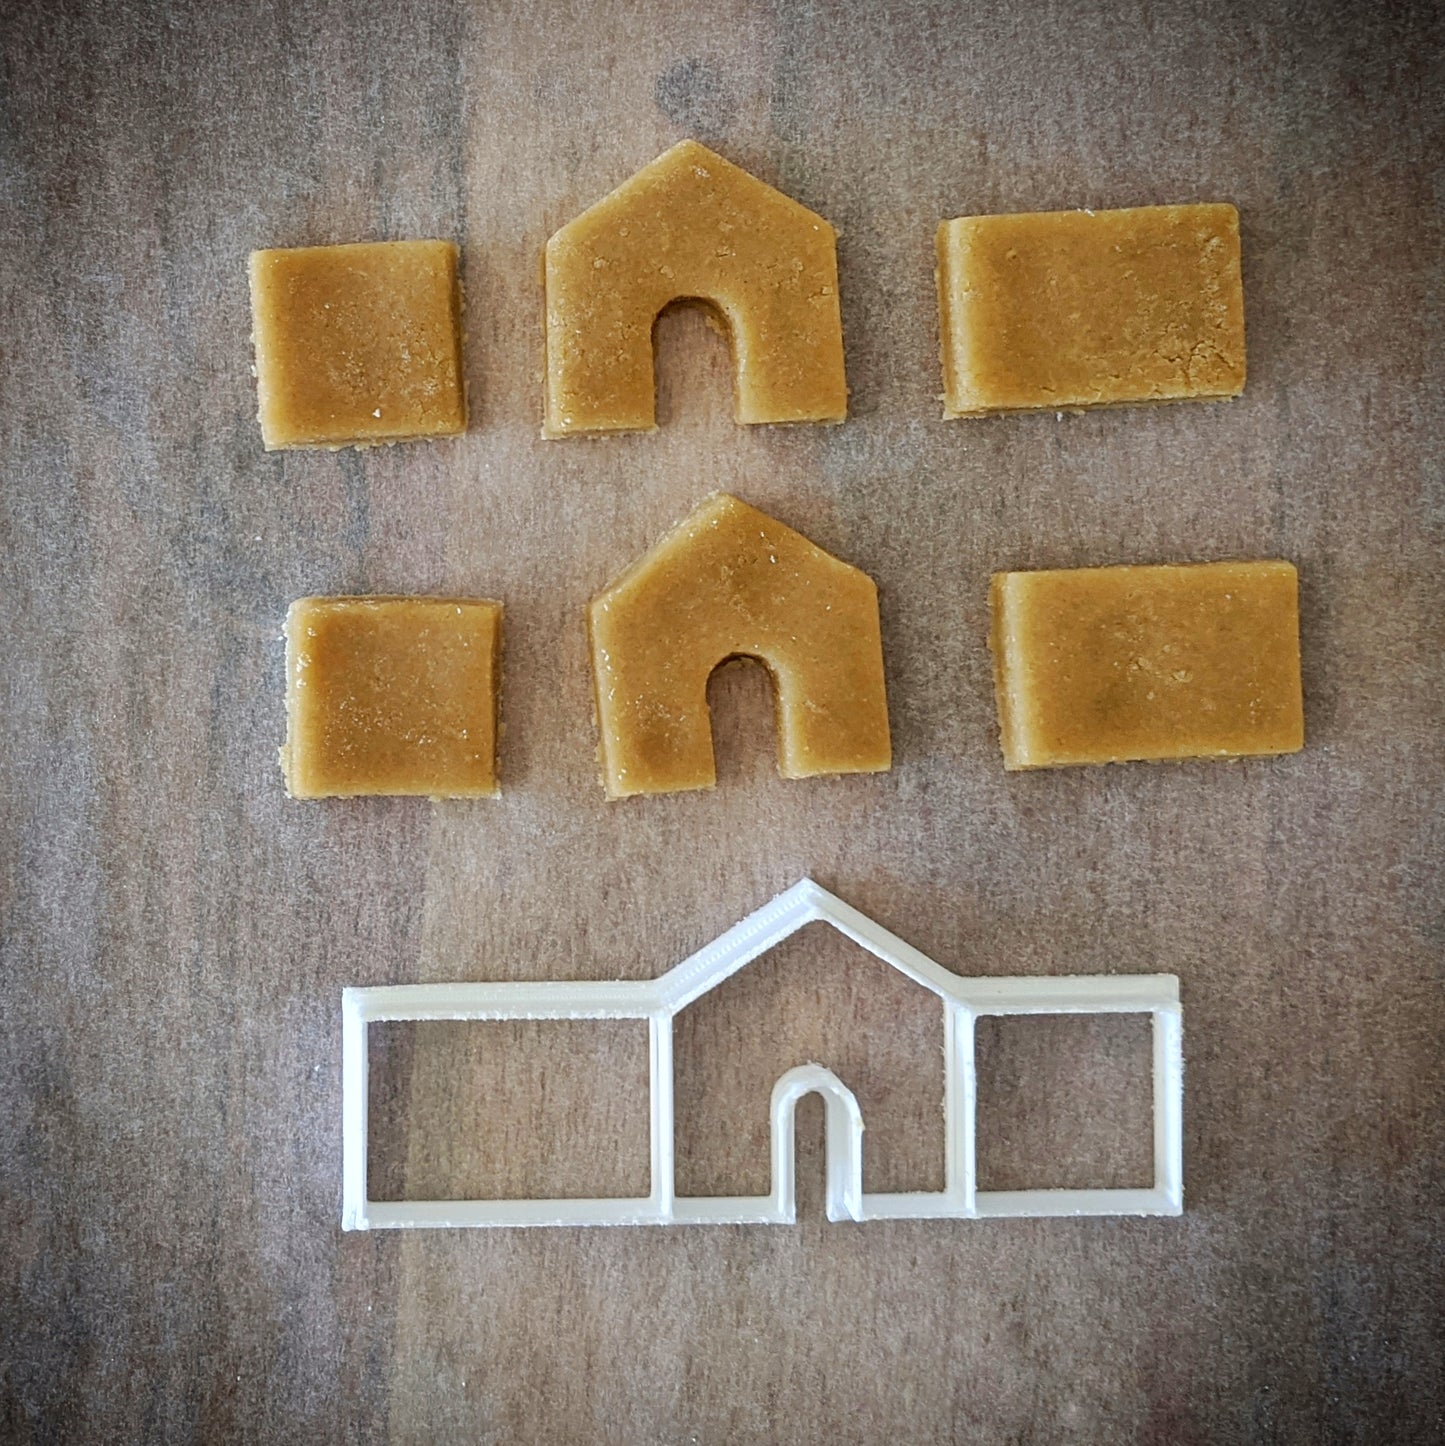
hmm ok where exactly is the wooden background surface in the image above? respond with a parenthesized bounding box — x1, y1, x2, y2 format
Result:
(2, 0, 1442, 1441)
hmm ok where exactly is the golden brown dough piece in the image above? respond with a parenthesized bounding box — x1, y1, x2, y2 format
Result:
(990, 561, 1302, 770)
(937, 204, 1245, 417)
(544, 140, 847, 436)
(250, 240, 466, 449)
(588, 493, 890, 798)
(282, 596, 501, 798)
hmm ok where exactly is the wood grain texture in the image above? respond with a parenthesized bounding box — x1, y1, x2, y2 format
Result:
(2, 0, 1442, 1441)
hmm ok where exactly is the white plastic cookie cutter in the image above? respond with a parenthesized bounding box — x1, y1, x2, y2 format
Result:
(341, 878, 1183, 1230)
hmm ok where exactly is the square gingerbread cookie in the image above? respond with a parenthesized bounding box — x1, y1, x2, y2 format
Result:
(250, 240, 466, 449)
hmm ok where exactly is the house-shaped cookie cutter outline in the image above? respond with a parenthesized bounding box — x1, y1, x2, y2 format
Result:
(342, 878, 1183, 1229)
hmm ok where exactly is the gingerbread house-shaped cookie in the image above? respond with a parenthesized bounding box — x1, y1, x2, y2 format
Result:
(588, 493, 890, 798)
(544, 141, 848, 436)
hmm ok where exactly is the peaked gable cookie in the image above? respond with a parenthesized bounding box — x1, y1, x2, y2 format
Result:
(589, 493, 890, 798)
(545, 141, 848, 436)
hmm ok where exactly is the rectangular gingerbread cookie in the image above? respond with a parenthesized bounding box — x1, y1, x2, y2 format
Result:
(282, 596, 501, 798)
(990, 560, 1303, 769)
(937, 204, 1246, 416)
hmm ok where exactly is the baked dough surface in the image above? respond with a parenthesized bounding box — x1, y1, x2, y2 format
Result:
(544, 140, 847, 436)
(990, 560, 1302, 769)
(282, 596, 501, 798)
(250, 240, 466, 450)
(937, 204, 1245, 417)
(589, 493, 890, 798)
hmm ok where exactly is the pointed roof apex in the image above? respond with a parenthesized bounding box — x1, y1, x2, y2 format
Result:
(554, 138, 834, 240)
(653, 876, 965, 1014)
